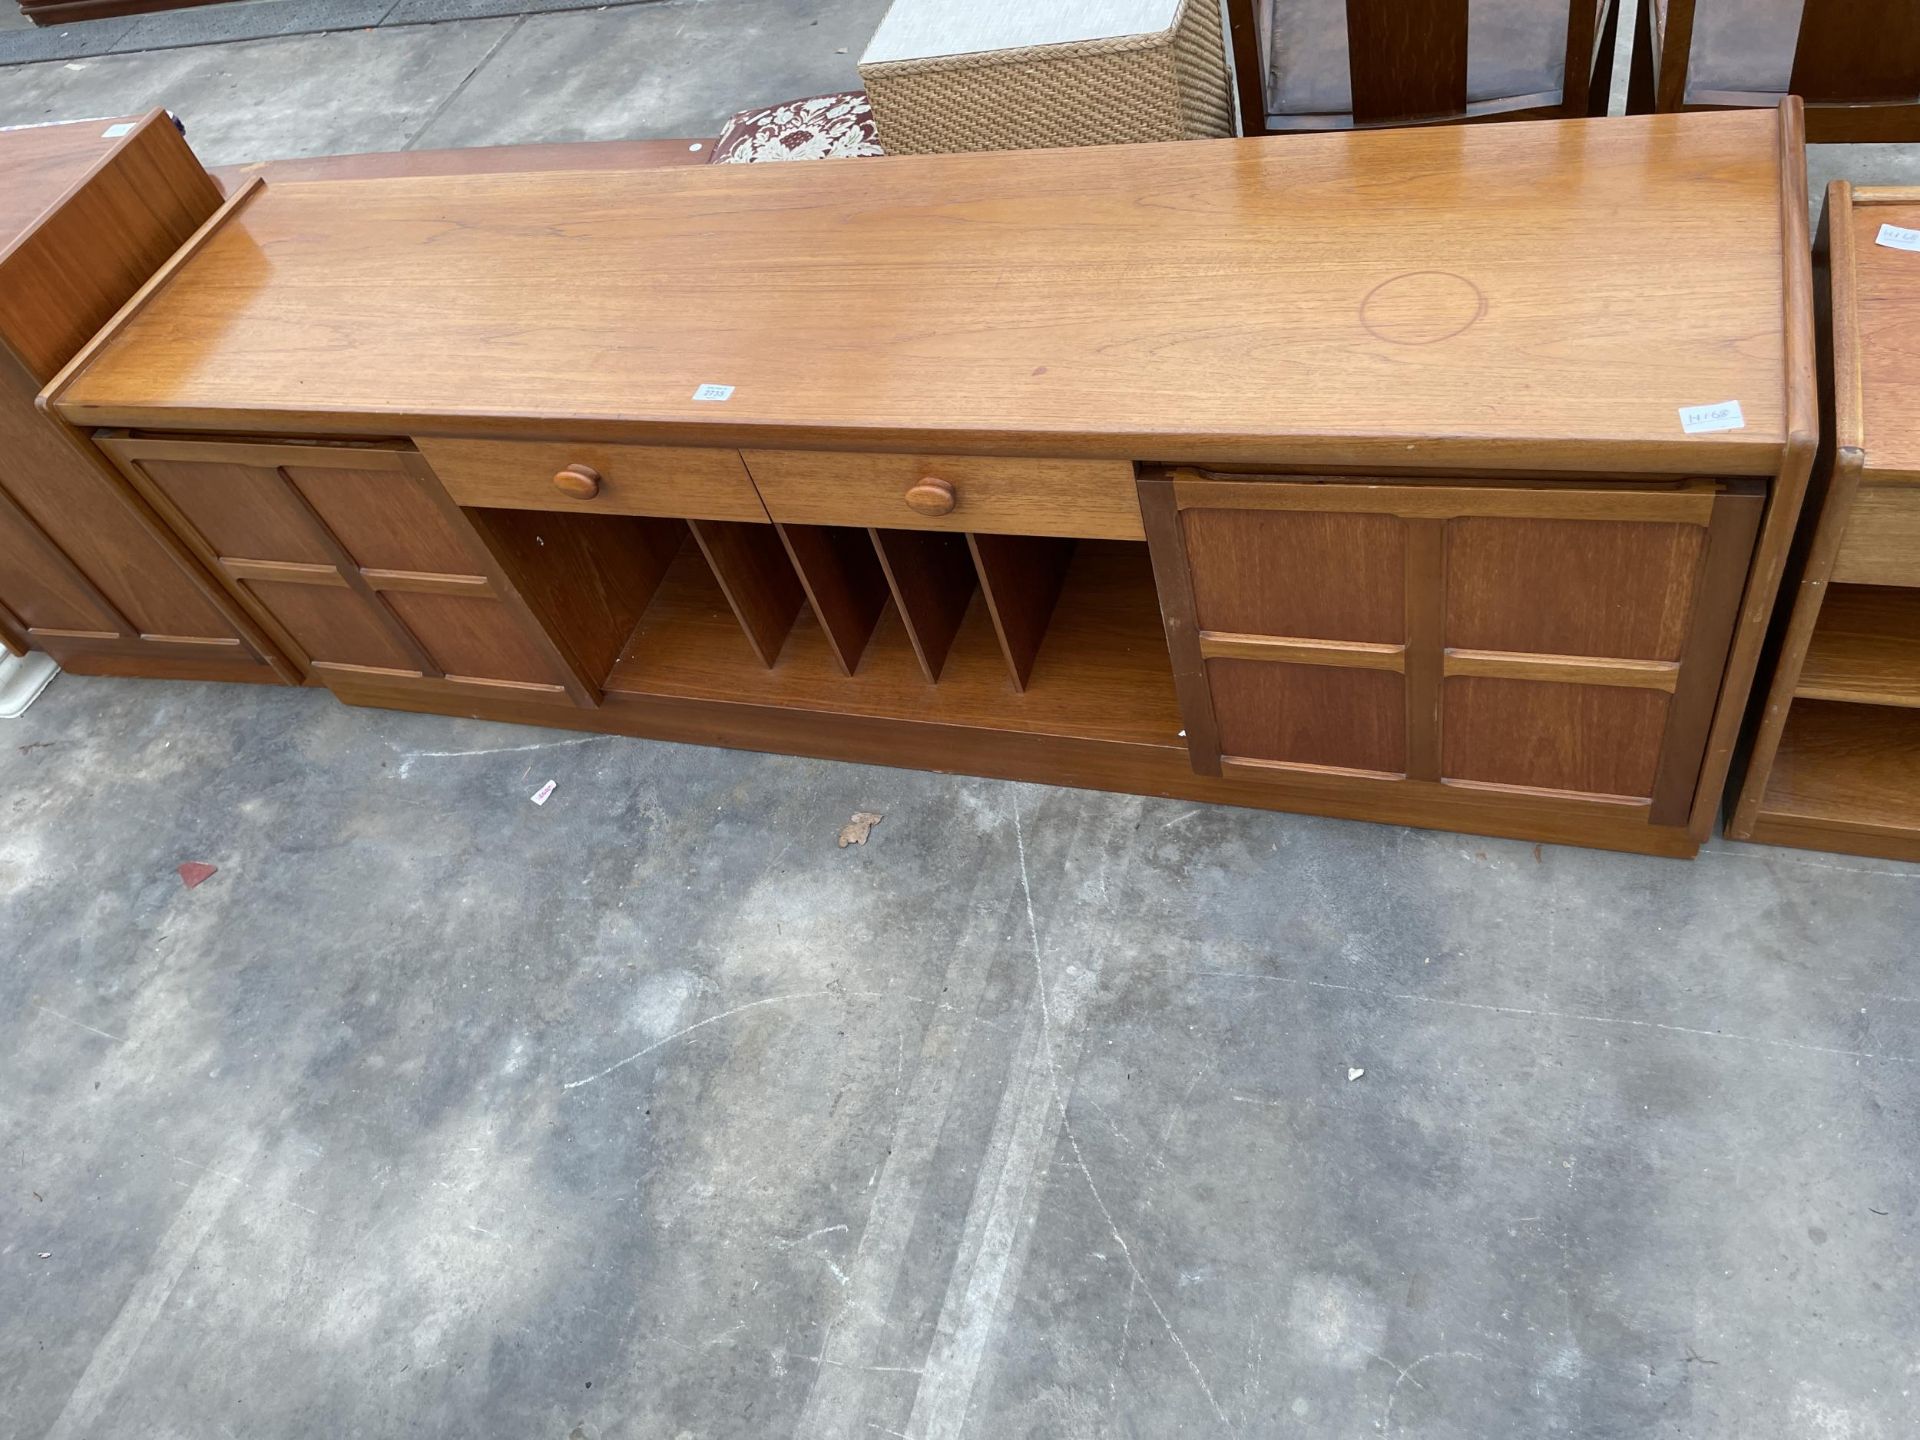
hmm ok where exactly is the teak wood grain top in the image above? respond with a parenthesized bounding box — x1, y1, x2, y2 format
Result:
(1844, 193, 1920, 482)
(0, 114, 142, 250)
(49, 110, 1793, 473)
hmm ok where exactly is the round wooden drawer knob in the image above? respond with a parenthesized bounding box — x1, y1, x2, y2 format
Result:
(553, 463, 602, 499)
(904, 476, 956, 516)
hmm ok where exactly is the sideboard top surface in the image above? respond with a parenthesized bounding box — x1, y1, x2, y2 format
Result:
(1845, 191, 1920, 482)
(50, 109, 1797, 473)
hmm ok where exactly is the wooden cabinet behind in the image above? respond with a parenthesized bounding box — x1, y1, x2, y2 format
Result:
(1730, 181, 1920, 861)
(98, 435, 590, 708)
(0, 114, 292, 683)
(1140, 470, 1764, 834)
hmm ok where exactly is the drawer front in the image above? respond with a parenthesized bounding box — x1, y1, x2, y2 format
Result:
(1833, 483, 1920, 587)
(742, 450, 1144, 540)
(418, 437, 765, 523)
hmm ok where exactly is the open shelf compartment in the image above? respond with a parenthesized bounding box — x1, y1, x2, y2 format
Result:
(1796, 585, 1920, 709)
(461, 492, 1187, 749)
(604, 536, 1185, 747)
(1754, 700, 1920, 858)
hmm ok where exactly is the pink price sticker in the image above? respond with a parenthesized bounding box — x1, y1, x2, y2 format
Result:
(531, 780, 557, 806)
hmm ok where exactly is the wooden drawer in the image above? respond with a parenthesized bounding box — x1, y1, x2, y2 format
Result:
(741, 450, 1143, 540)
(1833, 483, 1920, 587)
(417, 437, 766, 523)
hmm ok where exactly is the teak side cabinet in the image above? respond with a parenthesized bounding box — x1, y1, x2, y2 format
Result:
(15, 107, 1818, 858)
(1729, 182, 1920, 863)
(0, 115, 292, 684)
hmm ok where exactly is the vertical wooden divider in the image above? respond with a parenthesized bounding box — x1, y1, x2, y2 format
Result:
(967, 532, 1075, 692)
(689, 519, 805, 668)
(461, 508, 684, 688)
(869, 527, 977, 683)
(1403, 518, 1446, 781)
(777, 523, 891, 675)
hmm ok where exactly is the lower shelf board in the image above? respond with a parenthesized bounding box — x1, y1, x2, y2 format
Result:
(311, 532, 1702, 857)
(1749, 700, 1920, 862)
(320, 690, 1700, 860)
(604, 538, 1190, 749)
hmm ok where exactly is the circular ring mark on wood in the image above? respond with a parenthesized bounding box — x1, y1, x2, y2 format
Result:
(1360, 271, 1487, 345)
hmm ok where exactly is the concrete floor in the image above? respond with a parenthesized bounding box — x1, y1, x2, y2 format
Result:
(3, 2, 1919, 1437)
(0, 0, 889, 148)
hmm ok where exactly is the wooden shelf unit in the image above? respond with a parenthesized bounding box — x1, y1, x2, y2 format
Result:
(1730, 181, 1920, 863)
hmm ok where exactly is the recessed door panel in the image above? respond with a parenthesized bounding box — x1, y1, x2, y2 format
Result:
(1183, 507, 1406, 641)
(140, 458, 336, 566)
(242, 579, 419, 673)
(1210, 658, 1407, 774)
(0, 517, 117, 632)
(1446, 516, 1705, 660)
(383, 591, 556, 685)
(1442, 676, 1671, 799)
(289, 464, 481, 575)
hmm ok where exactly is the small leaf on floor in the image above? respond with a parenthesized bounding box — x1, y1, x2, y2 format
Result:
(838, 812, 883, 847)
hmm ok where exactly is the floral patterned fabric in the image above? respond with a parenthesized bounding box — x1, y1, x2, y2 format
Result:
(712, 91, 884, 164)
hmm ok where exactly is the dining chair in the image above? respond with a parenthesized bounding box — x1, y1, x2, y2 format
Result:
(1225, 0, 1618, 133)
(1630, 0, 1920, 142)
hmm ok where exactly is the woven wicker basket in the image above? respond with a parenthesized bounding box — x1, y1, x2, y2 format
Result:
(859, 0, 1233, 155)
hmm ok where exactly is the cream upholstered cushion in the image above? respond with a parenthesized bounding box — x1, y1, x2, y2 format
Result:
(858, 0, 1232, 153)
(862, 0, 1191, 64)
(1682, 0, 1803, 95)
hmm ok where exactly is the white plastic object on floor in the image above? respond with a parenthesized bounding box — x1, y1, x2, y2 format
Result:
(0, 650, 57, 719)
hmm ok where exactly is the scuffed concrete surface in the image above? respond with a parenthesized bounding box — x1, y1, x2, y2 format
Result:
(1, 676, 1916, 1438)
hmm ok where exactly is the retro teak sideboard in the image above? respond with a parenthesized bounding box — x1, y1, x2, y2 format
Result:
(27, 105, 1816, 857)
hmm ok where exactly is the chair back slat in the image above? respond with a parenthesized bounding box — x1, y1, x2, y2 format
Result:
(1346, 0, 1472, 124)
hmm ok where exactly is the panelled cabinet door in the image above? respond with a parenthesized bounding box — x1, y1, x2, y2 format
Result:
(0, 369, 293, 683)
(96, 435, 592, 707)
(1140, 471, 1765, 827)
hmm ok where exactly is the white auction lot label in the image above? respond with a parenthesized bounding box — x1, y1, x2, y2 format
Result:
(1678, 400, 1745, 435)
(1877, 223, 1920, 252)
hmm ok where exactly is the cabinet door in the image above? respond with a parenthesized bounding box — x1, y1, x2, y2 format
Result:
(1140, 472, 1764, 826)
(99, 436, 591, 707)
(0, 355, 294, 682)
